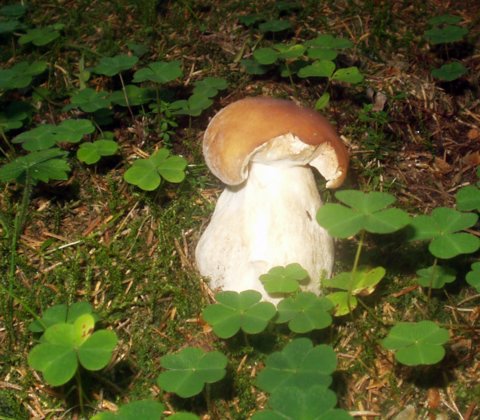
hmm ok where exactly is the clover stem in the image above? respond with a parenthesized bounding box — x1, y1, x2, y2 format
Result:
(242, 330, 250, 347)
(427, 258, 438, 301)
(347, 229, 365, 314)
(75, 369, 85, 417)
(204, 383, 212, 413)
(118, 73, 135, 120)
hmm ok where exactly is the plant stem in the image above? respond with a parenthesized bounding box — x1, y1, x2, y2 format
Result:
(347, 229, 365, 314)
(75, 369, 85, 417)
(118, 73, 135, 120)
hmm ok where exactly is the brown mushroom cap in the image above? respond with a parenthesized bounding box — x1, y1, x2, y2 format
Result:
(203, 97, 349, 187)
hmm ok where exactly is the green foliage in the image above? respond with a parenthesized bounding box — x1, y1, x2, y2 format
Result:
(133, 60, 183, 83)
(0, 60, 47, 90)
(382, 321, 449, 366)
(202, 290, 276, 338)
(123, 148, 187, 191)
(317, 190, 410, 238)
(253, 386, 352, 420)
(424, 24, 468, 45)
(255, 338, 337, 393)
(192, 77, 228, 98)
(259, 263, 308, 295)
(28, 313, 118, 386)
(416, 265, 456, 289)
(13, 119, 95, 151)
(0, 148, 70, 184)
(93, 54, 139, 77)
(157, 348, 228, 398)
(19, 24, 63, 46)
(91, 400, 165, 420)
(456, 185, 480, 211)
(276, 292, 333, 333)
(431, 62, 467, 81)
(409, 207, 479, 259)
(323, 267, 386, 316)
(110, 85, 154, 106)
(68, 88, 112, 112)
(466, 262, 480, 292)
(77, 139, 118, 165)
(258, 19, 292, 33)
(29, 301, 95, 332)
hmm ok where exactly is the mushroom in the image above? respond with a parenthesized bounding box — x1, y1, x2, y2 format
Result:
(195, 97, 348, 302)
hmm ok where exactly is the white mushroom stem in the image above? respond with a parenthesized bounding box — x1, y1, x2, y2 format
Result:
(196, 134, 335, 302)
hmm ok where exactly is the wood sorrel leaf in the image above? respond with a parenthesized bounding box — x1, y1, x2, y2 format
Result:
(382, 321, 449, 366)
(276, 292, 333, 333)
(317, 190, 410, 238)
(157, 348, 227, 397)
(202, 290, 276, 338)
(260, 263, 309, 295)
(255, 338, 336, 393)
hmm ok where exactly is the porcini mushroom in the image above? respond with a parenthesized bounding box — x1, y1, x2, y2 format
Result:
(196, 97, 348, 302)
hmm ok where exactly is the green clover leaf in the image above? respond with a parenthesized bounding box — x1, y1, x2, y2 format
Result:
(331, 66, 364, 84)
(77, 140, 118, 165)
(133, 60, 183, 84)
(258, 19, 292, 33)
(298, 60, 336, 79)
(456, 185, 480, 212)
(202, 290, 276, 338)
(252, 386, 352, 420)
(317, 190, 410, 238)
(124, 149, 187, 191)
(253, 47, 279, 65)
(255, 338, 337, 393)
(382, 321, 449, 366)
(91, 400, 166, 420)
(416, 265, 456, 289)
(276, 292, 333, 333)
(259, 263, 309, 295)
(69, 88, 111, 112)
(431, 62, 467, 81)
(157, 348, 227, 398)
(93, 54, 139, 76)
(19, 26, 61, 46)
(466, 262, 480, 292)
(409, 207, 479, 259)
(0, 148, 70, 185)
(424, 25, 468, 45)
(192, 77, 228, 98)
(0, 61, 47, 90)
(110, 85, 154, 106)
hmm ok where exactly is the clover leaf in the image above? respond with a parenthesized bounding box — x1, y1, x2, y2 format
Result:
(456, 185, 480, 212)
(332, 66, 364, 84)
(258, 19, 292, 33)
(276, 292, 333, 333)
(110, 85, 154, 106)
(93, 54, 139, 76)
(192, 77, 228, 98)
(416, 265, 456, 289)
(202, 290, 276, 338)
(69, 88, 111, 112)
(132, 60, 183, 84)
(431, 62, 467, 81)
(253, 47, 279, 65)
(298, 60, 335, 79)
(424, 25, 468, 45)
(409, 207, 479, 259)
(157, 347, 227, 398)
(0, 3, 27, 18)
(13, 119, 95, 151)
(317, 190, 410, 238)
(91, 400, 166, 420)
(382, 321, 449, 366)
(323, 267, 385, 316)
(0, 148, 70, 185)
(259, 263, 309, 295)
(29, 301, 95, 333)
(428, 15, 462, 26)
(124, 149, 187, 191)
(255, 338, 337, 393)
(19, 26, 62, 46)
(466, 262, 480, 292)
(28, 314, 118, 386)
(252, 386, 352, 420)
(0, 61, 47, 90)
(304, 34, 353, 50)
(77, 140, 118, 165)
(171, 94, 213, 116)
